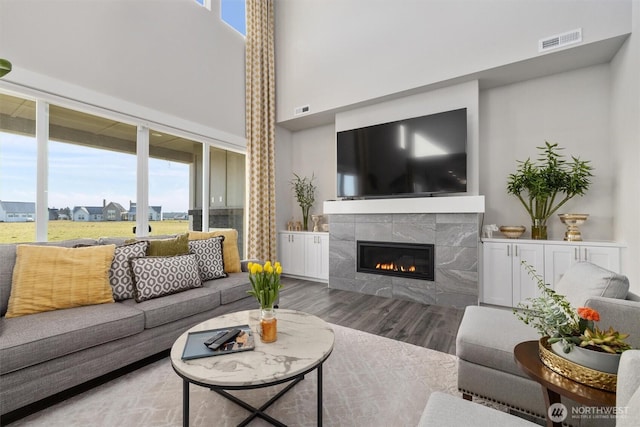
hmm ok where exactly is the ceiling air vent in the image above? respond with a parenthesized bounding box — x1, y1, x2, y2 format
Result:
(538, 28, 582, 53)
(294, 105, 310, 116)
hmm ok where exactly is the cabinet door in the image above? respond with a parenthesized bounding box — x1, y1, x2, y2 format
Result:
(279, 233, 305, 276)
(304, 234, 329, 281)
(543, 245, 577, 288)
(582, 246, 621, 273)
(481, 242, 513, 307)
(545, 245, 622, 287)
(512, 243, 545, 306)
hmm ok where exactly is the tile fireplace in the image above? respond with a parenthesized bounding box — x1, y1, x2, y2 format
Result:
(328, 212, 480, 308)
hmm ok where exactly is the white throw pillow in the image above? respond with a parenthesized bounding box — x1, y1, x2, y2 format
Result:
(555, 262, 629, 308)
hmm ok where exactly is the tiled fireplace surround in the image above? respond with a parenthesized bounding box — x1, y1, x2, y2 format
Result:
(328, 212, 481, 308)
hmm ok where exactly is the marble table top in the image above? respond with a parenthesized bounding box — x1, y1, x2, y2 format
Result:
(170, 309, 335, 388)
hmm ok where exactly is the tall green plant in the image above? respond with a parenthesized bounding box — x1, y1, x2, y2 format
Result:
(291, 173, 316, 231)
(507, 142, 593, 225)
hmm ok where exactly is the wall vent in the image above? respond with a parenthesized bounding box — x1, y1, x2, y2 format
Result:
(538, 28, 582, 52)
(294, 105, 310, 116)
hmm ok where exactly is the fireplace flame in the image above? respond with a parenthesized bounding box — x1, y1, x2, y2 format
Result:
(375, 262, 416, 272)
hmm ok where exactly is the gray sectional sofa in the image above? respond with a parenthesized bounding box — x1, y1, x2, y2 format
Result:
(456, 262, 640, 426)
(0, 237, 254, 417)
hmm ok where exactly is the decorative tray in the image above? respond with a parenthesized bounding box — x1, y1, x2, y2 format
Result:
(538, 336, 617, 392)
(181, 324, 254, 360)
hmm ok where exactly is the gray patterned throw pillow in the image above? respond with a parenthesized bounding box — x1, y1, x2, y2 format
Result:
(109, 241, 149, 301)
(188, 236, 227, 281)
(130, 254, 203, 302)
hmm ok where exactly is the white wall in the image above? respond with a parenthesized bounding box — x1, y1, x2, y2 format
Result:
(276, 123, 335, 229)
(479, 64, 614, 241)
(0, 0, 246, 146)
(275, 0, 631, 123)
(275, 125, 294, 232)
(611, 1, 640, 292)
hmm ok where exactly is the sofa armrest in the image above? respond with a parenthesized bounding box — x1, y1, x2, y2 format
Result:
(419, 392, 538, 426)
(585, 296, 640, 349)
(240, 259, 263, 272)
(617, 350, 640, 409)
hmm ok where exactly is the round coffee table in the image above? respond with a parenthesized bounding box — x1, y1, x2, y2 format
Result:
(171, 309, 335, 427)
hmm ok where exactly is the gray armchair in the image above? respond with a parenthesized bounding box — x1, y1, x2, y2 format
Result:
(455, 262, 640, 425)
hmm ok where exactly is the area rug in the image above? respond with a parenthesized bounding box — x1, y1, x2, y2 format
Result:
(10, 324, 460, 426)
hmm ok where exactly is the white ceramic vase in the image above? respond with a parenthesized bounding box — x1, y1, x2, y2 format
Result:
(551, 341, 621, 374)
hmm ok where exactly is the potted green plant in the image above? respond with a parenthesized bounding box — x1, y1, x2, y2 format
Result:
(291, 173, 316, 231)
(506, 142, 593, 239)
(0, 59, 12, 78)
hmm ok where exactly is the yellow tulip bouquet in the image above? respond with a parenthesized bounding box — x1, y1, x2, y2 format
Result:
(247, 261, 283, 309)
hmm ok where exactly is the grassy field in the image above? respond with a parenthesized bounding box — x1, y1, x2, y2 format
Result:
(0, 220, 191, 243)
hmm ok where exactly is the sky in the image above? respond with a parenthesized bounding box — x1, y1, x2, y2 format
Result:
(0, 132, 190, 213)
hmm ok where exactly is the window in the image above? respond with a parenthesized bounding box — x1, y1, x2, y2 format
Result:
(0, 90, 246, 251)
(148, 129, 200, 236)
(221, 0, 246, 35)
(209, 147, 245, 255)
(48, 105, 137, 241)
(0, 93, 36, 242)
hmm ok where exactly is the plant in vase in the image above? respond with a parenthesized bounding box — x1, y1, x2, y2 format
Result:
(513, 262, 631, 373)
(506, 142, 593, 239)
(291, 173, 316, 231)
(247, 261, 283, 343)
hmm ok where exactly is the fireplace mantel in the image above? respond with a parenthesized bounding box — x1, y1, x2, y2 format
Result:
(323, 195, 485, 215)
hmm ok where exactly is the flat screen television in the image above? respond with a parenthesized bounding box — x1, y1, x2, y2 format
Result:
(336, 108, 467, 198)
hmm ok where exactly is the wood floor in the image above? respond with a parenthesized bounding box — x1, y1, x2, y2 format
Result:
(225, 276, 464, 355)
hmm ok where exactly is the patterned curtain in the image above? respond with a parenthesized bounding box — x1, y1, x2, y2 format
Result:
(245, 0, 276, 262)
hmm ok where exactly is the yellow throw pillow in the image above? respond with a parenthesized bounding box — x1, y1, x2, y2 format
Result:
(6, 244, 116, 318)
(188, 229, 241, 273)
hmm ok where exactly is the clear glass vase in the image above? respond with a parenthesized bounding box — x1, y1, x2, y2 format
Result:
(531, 218, 548, 240)
(260, 307, 277, 343)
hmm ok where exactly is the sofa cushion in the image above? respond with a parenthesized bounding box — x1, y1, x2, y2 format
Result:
(6, 244, 116, 318)
(109, 241, 149, 301)
(456, 305, 539, 378)
(202, 272, 252, 305)
(130, 254, 202, 302)
(120, 286, 221, 329)
(0, 302, 144, 375)
(188, 229, 241, 273)
(188, 236, 227, 281)
(555, 262, 629, 308)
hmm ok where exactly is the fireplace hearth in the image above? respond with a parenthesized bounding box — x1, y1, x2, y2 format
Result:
(357, 241, 435, 281)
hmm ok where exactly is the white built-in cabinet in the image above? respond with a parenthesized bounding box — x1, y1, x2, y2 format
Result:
(482, 242, 544, 307)
(543, 244, 621, 288)
(481, 239, 623, 308)
(278, 231, 329, 282)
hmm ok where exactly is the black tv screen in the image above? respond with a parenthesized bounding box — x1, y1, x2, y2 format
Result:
(337, 108, 467, 198)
